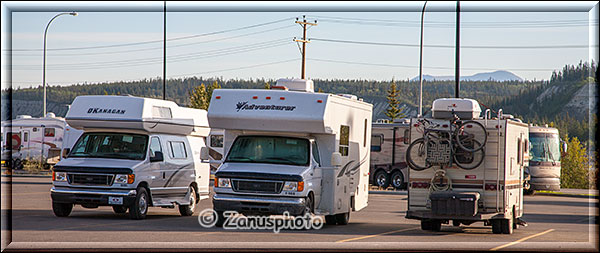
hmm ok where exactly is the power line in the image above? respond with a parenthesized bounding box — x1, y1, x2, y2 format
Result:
(310, 58, 558, 72)
(310, 38, 590, 49)
(169, 58, 299, 78)
(6, 17, 294, 52)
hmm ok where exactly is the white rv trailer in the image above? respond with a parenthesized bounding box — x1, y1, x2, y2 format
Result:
(406, 98, 528, 234)
(1, 114, 83, 170)
(51, 95, 211, 220)
(370, 119, 411, 189)
(525, 125, 563, 193)
(208, 78, 372, 226)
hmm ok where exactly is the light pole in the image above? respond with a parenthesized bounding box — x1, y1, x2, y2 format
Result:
(43, 12, 77, 117)
(418, 1, 427, 117)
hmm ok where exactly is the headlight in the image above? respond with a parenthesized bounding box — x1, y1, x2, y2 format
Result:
(115, 174, 135, 184)
(283, 181, 304, 192)
(217, 177, 231, 188)
(53, 172, 67, 182)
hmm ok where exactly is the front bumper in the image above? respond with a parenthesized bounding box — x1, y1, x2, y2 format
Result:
(50, 187, 137, 206)
(530, 177, 560, 191)
(213, 193, 306, 216)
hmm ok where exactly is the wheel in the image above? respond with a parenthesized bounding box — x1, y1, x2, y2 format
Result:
(52, 201, 73, 217)
(501, 218, 514, 234)
(374, 170, 390, 189)
(325, 215, 337, 225)
(13, 158, 23, 170)
(179, 186, 197, 216)
(524, 188, 536, 195)
(453, 220, 461, 227)
(129, 187, 149, 220)
(491, 220, 502, 234)
(454, 140, 485, 170)
(406, 138, 431, 171)
(430, 220, 442, 232)
(112, 205, 128, 214)
(390, 171, 405, 190)
(335, 212, 350, 225)
(303, 194, 315, 216)
(421, 220, 432, 230)
(214, 210, 226, 227)
(455, 120, 487, 152)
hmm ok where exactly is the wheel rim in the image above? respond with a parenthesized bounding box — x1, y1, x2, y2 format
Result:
(393, 174, 402, 187)
(189, 189, 196, 210)
(139, 194, 147, 214)
(376, 173, 387, 186)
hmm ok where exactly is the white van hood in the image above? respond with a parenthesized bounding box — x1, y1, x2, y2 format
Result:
(218, 162, 308, 176)
(56, 157, 144, 169)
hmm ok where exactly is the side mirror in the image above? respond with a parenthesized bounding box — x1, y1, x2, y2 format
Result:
(331, 152, 342, 167)
(200, 147, 210, 160)
(150, 151, 164, 163)
(62, 148, 70, 158)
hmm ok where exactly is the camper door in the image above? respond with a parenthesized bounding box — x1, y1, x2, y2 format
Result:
(21, 130, 30, 159)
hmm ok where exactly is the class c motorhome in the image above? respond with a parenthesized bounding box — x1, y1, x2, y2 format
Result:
(208, 78, 372, 226)
(50, 95, 211, 219)
(1, 114, 83, 170)
(406, 98, 528, 234)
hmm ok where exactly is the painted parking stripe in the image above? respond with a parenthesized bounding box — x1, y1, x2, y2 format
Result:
(336, 227, 418, 243)
(490, 229, 555, 251)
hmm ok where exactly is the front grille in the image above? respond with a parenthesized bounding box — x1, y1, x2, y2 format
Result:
(232, 179, 283, 194)
(68, 173, 114, 186)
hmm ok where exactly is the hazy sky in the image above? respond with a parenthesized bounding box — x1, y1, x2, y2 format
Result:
(2, 2, 598, 89)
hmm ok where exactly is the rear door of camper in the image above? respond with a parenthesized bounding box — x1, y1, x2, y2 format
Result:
(21, 129, 31, 159)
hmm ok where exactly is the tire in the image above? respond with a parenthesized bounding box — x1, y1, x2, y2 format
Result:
(453, 220, 461, 227)
(179, 186, 196, 216)
(491, 220, 502, 234)
(390, 171, 405, 190)
(455, 120, 487, 152)
(430, 220, 442, 232)
(129, 187, 149, 220)
(421, 220, 432, 230)
(454, 140, 485, 170)
(52, 201, 73, 217)
(325, 215, 337, 225)
(335, 212, 350, 225)
(112, 205, 128, 214)
(13, 158, 23, 170)
(214, 210, 226, 227)
(374, 170, 390, 189)
(524, 188, 536, 195)
(303, 194, 315, 216)
(501, 218, 514, 234)
(406, 138, 431, 171)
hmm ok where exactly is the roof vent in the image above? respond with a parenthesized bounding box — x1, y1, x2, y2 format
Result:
(45, 112, 56, 118)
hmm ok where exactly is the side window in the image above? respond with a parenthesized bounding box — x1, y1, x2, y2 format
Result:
(363, 119, 368, 147)
(371, 134, 383, 152)
(210, 135, 224, 148)
(403, 129, 410, 144)
(339, 125, 349, 156)
(149, 137, 162, 157)
(312, 141, 321, 166)
(44, 128, 55, 137)
(517, 138, 522, 165)
(169, 141, 187, 159)
(23, 132, 29, 142)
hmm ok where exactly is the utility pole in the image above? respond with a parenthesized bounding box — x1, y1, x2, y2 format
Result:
(294, 16, 317, 79)
(163, 0, 167, 100)
(455, 0, 460, 98)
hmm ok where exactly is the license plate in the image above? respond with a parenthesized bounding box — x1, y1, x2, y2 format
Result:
(108, 196, 123, 205)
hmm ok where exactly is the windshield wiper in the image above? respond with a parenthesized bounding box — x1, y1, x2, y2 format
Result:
(264, 157, 298, 164)
(226, 157, 255, 162)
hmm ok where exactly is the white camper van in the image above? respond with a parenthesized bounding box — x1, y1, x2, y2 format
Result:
(208, 79, 372, 226)
(50, 95, 211, 220)
(370, 119, 411, 189)
(1, 114, 83, 170)
(406, 98, 528, 234)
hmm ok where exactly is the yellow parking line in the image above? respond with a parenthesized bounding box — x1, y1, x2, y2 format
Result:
(336, 227, 418, 243)
(490, 229, 555, 251)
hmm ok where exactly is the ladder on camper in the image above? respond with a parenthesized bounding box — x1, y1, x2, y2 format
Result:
(483, 109, 503, 213)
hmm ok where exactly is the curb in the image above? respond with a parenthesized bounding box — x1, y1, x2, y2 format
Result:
(533, 190, 598, 199)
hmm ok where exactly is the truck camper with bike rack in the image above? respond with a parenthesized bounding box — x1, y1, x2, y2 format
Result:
(207, 78, 372, 227)
(50, 95, 211, 219)
(405, 98, 529, 234)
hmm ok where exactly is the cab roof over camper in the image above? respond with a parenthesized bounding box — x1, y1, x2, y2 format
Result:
(66, 95, 209, 136)
(207, 79, 372, 134)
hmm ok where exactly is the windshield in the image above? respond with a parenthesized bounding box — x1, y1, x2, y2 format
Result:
(69, 132, 148, 160)
(225, 136, 310, 166)
(529, 133, 560, 162)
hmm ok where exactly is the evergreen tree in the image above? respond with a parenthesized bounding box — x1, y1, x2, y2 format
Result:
(385, 81, 406, 120)
(189, 83, 209, 110)
(207, 81, 221, 104)
(264, 82, 271, 89)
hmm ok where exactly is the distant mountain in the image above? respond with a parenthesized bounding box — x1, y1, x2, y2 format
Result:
(411, 70, 523, 82)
